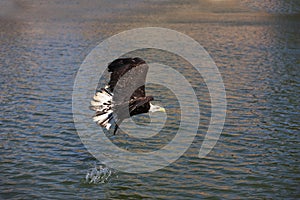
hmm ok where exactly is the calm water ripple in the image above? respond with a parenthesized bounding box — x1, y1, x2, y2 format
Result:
(1, 0, 299, 199)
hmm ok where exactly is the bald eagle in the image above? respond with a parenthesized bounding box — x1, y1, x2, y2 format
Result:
(90, 57, 165, 134)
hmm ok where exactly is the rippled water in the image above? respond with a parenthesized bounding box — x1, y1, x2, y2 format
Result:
(1, 0, 299, 199)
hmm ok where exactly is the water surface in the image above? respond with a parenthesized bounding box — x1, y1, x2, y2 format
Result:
(1, 0, 299, 199)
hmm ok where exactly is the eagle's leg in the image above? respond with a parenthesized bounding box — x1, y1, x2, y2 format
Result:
(113, 123, 119, 135)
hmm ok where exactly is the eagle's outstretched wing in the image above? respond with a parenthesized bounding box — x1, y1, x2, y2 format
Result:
(91, 57, 154, 134)
(107, 57, 148, 104)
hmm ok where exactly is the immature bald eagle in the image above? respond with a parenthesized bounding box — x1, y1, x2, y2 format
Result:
(90, 57, 165, 134)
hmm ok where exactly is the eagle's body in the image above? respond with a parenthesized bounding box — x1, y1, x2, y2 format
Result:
(90, 57, 164, 134)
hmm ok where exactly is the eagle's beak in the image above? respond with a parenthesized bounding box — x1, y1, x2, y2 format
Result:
(159, 107, 166, 112)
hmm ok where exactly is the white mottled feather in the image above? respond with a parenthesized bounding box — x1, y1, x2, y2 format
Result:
(93, 91, 111, 102)
(90, 88, 114, 130)
(93, 110, 113, 123)
(90, 100, 102, 107)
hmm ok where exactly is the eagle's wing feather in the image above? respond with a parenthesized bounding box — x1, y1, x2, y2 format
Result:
(92, 57, 153, 134)
(107, 58, 148, 104)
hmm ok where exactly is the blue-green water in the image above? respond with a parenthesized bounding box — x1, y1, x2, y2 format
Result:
(1, 0, 299, 199)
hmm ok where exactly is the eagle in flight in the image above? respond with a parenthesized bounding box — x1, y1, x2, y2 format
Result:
(90, 57, 165, 134)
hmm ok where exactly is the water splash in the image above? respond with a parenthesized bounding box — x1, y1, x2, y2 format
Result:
(85, 164, 114, 184)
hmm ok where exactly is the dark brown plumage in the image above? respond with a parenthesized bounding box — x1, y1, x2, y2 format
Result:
(90, 57, 154, 134)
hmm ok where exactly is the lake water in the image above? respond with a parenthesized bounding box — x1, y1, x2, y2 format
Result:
(1, 0, 299, 199)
